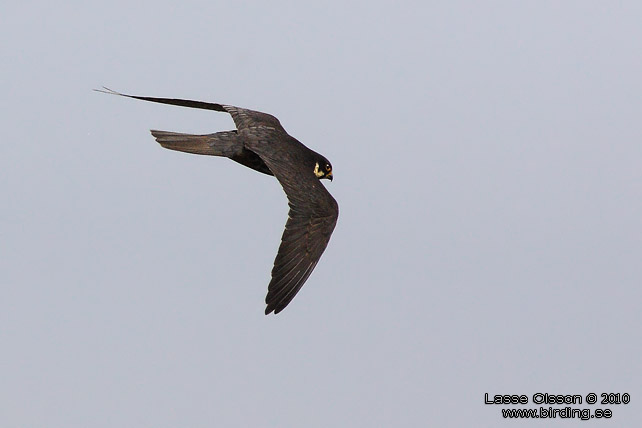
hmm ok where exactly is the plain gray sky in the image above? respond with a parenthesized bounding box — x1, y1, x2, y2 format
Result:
(2, 1, 641, 427)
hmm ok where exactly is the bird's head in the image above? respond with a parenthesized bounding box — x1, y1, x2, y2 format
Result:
(313, 157, 333, 181)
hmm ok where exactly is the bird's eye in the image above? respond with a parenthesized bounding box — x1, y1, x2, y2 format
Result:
(325, 163, 332, 171)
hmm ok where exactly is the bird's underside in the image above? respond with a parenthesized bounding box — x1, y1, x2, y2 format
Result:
(96, 88, 338, 314)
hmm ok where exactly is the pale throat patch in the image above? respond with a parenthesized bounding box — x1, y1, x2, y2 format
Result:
(314, 162, 324, 178)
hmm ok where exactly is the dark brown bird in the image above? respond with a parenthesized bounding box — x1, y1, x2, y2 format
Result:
(96, 88, 338, 314)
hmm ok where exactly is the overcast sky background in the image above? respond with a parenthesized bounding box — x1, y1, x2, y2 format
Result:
(2, 1, 641, 427)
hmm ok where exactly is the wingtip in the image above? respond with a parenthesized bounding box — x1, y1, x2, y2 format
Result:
(93, 86, 125, 96)
(265, 302, 285, 315)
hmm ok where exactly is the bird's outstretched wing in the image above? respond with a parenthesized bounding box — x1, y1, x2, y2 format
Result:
(94, 87, 284, 132)
(246, 140, 339, 314)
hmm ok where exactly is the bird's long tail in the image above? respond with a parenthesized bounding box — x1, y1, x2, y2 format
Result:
(150, 130, 240, 157)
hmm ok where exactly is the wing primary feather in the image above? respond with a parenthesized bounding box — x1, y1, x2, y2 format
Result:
(94, 87, 227, 112)
(271, 262, 318, 314)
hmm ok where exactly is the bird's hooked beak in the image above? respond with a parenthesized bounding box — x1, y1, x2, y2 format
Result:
(314, 162, 333, 181)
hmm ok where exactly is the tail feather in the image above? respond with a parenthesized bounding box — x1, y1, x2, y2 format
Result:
(150, 130, 240, 157)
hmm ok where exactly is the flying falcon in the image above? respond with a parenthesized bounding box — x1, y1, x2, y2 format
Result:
(96, 88, 338, 314)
